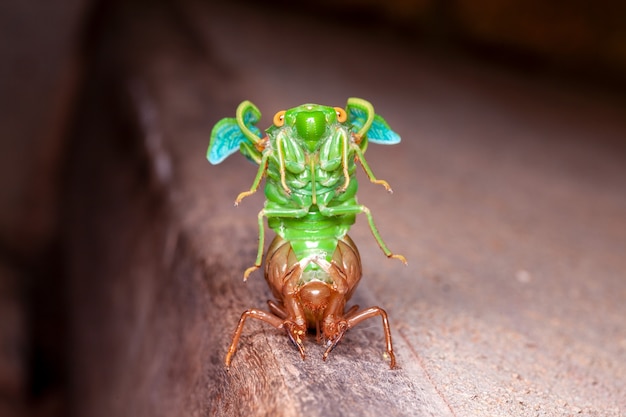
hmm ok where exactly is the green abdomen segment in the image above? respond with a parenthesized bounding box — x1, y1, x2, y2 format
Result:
(268, 211, 355, 281)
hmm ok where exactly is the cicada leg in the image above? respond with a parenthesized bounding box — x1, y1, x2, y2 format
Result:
(226, 237, 308, 367)
(322, 306, 396, 369)
(267, 300, 310, 354)
(319, 236, 397, 369)
(224, 308, 286, 368)
(352, 143, 394, 192)
(234, 153, 269, 205)
(224, 307, 308, 367)
(318, 203, 407, 265)
(264, 236, 310, 359)
(224, 300, 309, 367)
(244, 205, 308, 281)
(267, 299, 288, 319)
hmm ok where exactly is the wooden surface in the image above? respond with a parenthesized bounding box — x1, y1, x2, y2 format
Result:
(64, 1, 626, 416)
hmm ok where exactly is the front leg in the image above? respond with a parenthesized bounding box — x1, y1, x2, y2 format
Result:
(265, 237, 309, 359)
(280, 264, 308, 359)
(339, 128, 351, 192)
(275, 134, 292, 195)
(224, 308, 286, 368)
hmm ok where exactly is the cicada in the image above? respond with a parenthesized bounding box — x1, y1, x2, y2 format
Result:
(208, 98, 405, 368)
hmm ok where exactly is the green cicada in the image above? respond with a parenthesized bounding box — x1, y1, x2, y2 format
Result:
(208, 98, 405, 368)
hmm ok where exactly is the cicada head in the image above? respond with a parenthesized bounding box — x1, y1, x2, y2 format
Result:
(270, 104, 348, 152)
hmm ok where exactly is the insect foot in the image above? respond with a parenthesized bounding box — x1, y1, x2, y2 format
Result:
(283, 321, 307, 360)
(322, 320, 349, 362)
(224, 308, 285, 368)
(389, 253, 408, 265)
(337, 305, 397, 369)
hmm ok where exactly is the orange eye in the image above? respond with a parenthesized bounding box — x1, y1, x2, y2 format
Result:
(334, 107, 347, 123)
(273, 110, 286, 127)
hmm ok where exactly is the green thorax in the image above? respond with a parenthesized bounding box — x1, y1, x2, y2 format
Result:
(263, 103, 357, 206)
(263, 103, 359, 278)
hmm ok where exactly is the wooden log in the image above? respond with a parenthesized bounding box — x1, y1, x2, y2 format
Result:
(64, 1, 626, 416)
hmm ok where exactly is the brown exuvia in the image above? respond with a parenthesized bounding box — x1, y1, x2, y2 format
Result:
(225, 235, 396, 368)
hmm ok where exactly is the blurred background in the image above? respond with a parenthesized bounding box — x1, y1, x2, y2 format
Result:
(1, 0, 625, 416)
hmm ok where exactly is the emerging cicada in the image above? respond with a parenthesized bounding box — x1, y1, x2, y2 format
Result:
(208, 98, 405, 368)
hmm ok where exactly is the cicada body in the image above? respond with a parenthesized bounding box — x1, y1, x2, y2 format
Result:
(208, 98, 404, 368)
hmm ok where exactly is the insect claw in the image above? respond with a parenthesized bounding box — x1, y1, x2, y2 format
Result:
(322, 342, 334, 361)
(224, 352, 234, 369)
(243, 265, 259, 281)
(235, 190, 255, 205)
(389, 253, 408, 265)
(322, 321, 348, 361)
(285, 322, 307, 360)
(373, 179, 393, 193)
(384, 351, 397, 369)
(322, 334, 346, 362)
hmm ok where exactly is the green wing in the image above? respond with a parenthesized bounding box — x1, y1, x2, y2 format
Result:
(346, 97, 400, 144)
(207, 101, 262, 164)
(365, 114, 400, 144)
